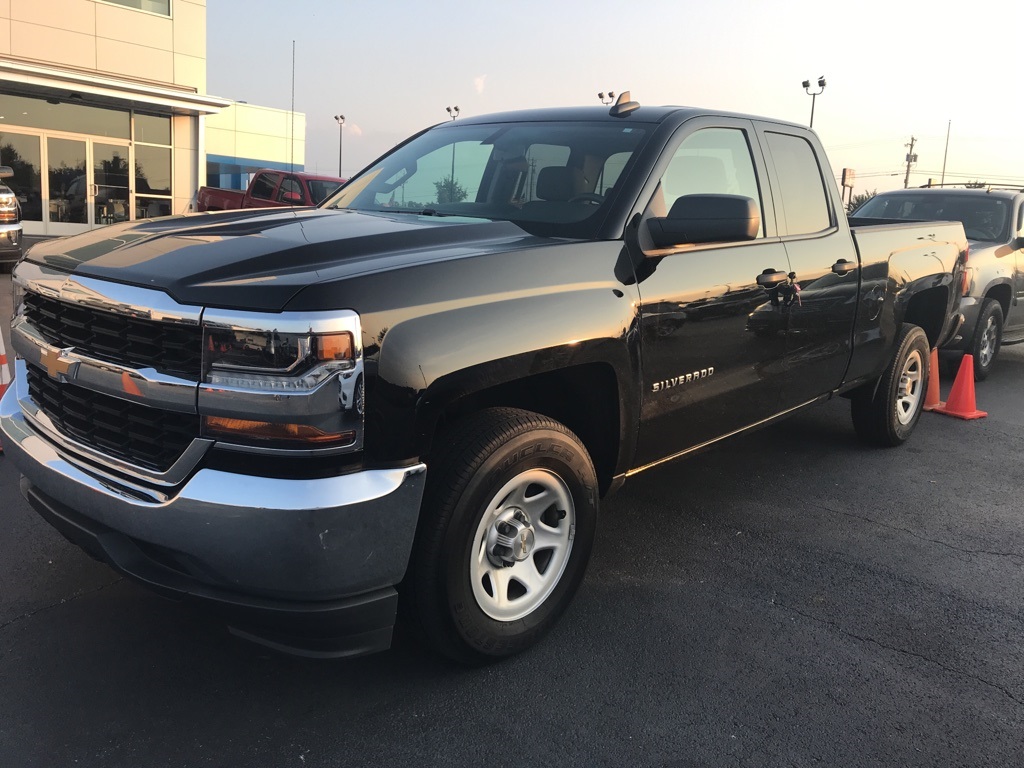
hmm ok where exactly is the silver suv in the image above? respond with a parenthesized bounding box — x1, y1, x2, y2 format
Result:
(0, 165, 23, 273)
(852, 187, 1024, 379)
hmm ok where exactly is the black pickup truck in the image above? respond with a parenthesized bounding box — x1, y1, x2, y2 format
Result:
(1, 95, 966, 664)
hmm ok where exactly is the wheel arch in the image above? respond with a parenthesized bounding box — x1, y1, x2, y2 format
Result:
(984, 281, 1012, 319)
(900, 284, 951, 348)
(415, 350, 632, 497)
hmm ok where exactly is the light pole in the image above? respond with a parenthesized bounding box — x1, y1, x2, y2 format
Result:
(802, 76, 826, 128)
(445, 106, 459, 192)
(333, 115, 345, 178)
(598, 91, 615, 105)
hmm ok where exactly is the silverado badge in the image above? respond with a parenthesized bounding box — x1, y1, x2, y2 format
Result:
(652, 367, 714, 392)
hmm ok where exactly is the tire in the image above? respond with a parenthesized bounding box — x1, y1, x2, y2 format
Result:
(851, 323, 929, 447)
(970, 298, 1002, 381)
(405, 407, 598, 665)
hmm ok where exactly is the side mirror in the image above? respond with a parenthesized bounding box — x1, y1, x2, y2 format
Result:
(647, 194, 760, 249)
(282, 191, 303, 204)
(0, 165, 13, 179)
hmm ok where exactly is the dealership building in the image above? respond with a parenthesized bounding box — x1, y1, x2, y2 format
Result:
(0, 0, 305, 238)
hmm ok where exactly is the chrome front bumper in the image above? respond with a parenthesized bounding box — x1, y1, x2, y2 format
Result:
(1, 359, 427, 655)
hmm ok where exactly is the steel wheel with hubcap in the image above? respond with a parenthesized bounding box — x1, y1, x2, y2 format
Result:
(404, 408, 598, 664)
(894, 345, 925, 426)
(470, 468, 576, 622)
(851, 323, 930, 447)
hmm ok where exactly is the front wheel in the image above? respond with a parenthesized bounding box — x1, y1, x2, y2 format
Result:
(851, 323, 930, 447)
(405, 408, 598, 664)
(970, 298, 1003, 381)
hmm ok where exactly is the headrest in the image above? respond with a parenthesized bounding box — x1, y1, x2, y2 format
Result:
(536, 166, 584, 201)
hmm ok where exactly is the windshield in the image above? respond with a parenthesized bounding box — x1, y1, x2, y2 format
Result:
(854, 192, 1011, 242)
(320, 121, 649, 238)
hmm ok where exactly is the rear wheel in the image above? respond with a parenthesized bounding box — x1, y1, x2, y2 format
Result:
(851, 323, 929, 447)
(405, 408, 598, 665)
(970, 298, 1002, 381)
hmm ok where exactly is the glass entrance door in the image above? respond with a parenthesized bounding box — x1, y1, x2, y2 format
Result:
(94, 143, 131, 227)
(46, 137, 132, 235)
(47, 137, 88, 235)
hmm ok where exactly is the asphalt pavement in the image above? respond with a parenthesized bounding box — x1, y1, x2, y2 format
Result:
(1, 266, 1022, 767)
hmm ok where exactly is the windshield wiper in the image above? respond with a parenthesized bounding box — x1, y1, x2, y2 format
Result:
(373, 208, 449, 217)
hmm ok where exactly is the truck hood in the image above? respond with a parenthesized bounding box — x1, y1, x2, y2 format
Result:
(24, 208, 550, 311)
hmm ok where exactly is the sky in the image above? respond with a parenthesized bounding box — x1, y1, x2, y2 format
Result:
(206, 0, 1024, 195)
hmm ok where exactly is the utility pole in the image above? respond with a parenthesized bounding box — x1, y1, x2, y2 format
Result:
(903, 136, 917, 189)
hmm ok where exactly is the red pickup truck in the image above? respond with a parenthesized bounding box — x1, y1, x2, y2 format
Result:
(197, 169, 345, 212)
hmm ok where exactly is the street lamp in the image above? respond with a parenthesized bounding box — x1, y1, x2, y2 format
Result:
(334, 114, 345, 178)
(802, 76, 826, 128)
(445, 106, 460, 191)
(598, 91, 615, 105)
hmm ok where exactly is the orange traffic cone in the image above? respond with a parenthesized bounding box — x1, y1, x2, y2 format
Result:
(922, 347, 943, 412)
(0, 330, 9, 454)
(932, 354, 987, 420)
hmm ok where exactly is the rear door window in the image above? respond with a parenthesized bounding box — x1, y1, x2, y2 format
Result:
(764, 132, 832, 235)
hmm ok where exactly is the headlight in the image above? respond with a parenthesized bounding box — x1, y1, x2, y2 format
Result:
(0, 193, 17, 222)
(199, 309, 364, 451)
(204, 325, 354, 390)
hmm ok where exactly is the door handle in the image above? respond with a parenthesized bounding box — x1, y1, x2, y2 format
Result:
(832, 259, 858, 275)
(756, 269, 789, 287)
(88, 184, 99, 197)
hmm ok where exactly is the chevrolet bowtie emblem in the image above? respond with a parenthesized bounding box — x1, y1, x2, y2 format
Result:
(40, 346, 80, 382)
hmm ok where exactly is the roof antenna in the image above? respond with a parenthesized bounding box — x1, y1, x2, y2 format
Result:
(609, 90, 640, 117)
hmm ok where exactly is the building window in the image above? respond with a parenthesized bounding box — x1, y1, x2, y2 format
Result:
(0, 133, 43, 222)
(99, 0, 171, 16)
(133, 112, 172, 218)
(135, 113, 171, 145)
(0, 94, 129, 139)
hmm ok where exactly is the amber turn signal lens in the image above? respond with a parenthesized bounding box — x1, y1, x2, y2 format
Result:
(317, 332, 353, 362)
(203, 416, 354, 445)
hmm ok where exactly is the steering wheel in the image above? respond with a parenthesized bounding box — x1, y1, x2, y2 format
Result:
(568, 193, 605, 205)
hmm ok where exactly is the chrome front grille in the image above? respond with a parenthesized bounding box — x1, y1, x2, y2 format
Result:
(24, 292, 204, 378)
(26, 364, 200, 472)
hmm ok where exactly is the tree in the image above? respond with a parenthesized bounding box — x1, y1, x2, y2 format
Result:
(434, 176, 467, 205)
(847, 189, 877, 214)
